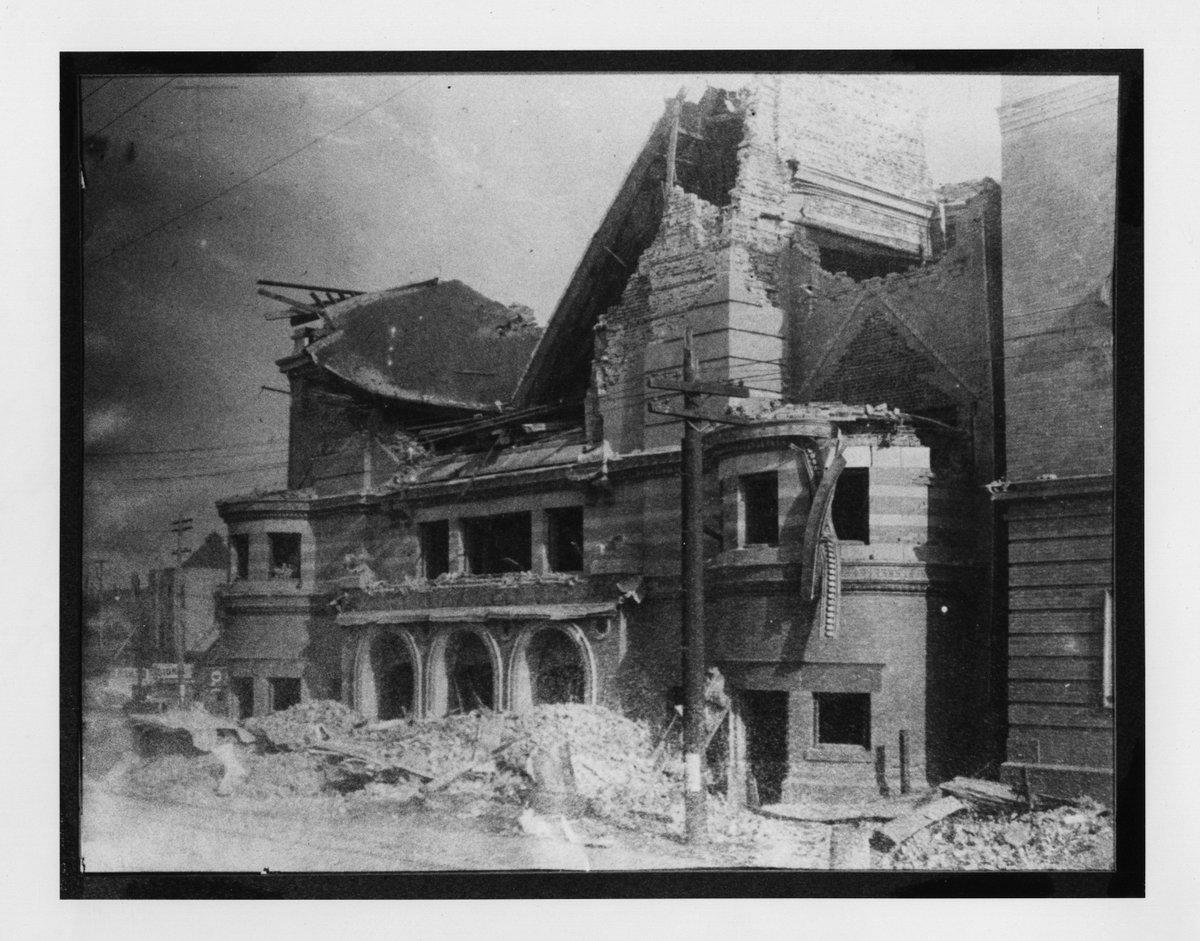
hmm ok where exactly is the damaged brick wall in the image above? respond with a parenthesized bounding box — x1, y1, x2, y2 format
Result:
(595, 76, 944, 459)
(787, 183, 1001, 486)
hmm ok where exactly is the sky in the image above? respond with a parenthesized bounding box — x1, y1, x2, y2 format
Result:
(79, 72, 1002, 583)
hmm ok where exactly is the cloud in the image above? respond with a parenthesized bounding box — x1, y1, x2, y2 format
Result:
(84, 405, 131, 447)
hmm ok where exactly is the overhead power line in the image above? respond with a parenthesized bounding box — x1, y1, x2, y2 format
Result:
(83, 437, 288, 457)
(84, 75, 432, 271)
(82, 77, 114, 101)
(86, 445, 286, 461)
(86, 77, 174, 137)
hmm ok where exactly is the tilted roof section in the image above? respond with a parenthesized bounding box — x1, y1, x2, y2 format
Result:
(305, 279, 541, 410)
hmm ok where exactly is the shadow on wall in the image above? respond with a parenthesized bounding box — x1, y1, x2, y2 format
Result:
(612, 604, 682, 726)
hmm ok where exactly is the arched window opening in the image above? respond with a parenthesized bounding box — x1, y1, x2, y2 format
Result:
(528, 628, 586, 705)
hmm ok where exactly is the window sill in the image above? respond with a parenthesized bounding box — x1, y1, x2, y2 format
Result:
(804, 745, 873, 763)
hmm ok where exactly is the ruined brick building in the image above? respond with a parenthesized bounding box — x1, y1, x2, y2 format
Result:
(213, 74, 1118, 802)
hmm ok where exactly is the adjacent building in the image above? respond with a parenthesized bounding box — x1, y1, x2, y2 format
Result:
(993, 76, 1119, 803)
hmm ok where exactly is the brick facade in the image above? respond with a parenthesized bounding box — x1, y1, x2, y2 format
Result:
(996, 76, 1118, 802)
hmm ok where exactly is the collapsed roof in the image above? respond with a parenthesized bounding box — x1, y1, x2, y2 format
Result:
(301, 279, 542, 411)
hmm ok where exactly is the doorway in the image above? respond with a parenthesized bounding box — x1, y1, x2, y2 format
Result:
(372, 632, 416, 720)
(743, 689, 789, 805)
(446, 631, 496, 713)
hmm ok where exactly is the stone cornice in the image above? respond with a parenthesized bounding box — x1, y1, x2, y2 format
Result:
(607, 448, 681, 483)
(789, 163, 935, 219)
(218, 498, 315, 522)
(219, 590, 332, 615)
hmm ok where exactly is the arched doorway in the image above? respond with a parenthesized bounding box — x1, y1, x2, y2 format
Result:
(507, 623, 598, 712)
(373, 632, 416, 720)
(427, 627, 503, 716)
(355, 628, 422, 720)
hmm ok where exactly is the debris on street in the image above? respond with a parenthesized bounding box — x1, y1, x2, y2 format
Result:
(875, 797, 1113, 870)
(870, 795, 967, 851)
(97, 700, 1113, 870)
(938, 776, 1026, 813)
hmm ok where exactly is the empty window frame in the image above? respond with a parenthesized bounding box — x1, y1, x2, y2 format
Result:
(831, 468, 870, 543)
(462, 511, 532, 575)
(420, 520, 450, 579)
(269, 677, 302, 713)
(813, 692, 871, 749)
(268, 532, 302, 580)
(231, 534, 249, 580)
(741, 472, 779, 547)
(546, 506, 584, 572)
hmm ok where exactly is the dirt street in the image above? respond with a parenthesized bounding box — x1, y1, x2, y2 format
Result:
(81, 780, 815, 872)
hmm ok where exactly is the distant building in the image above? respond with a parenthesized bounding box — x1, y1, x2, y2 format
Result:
(83, 577, 145, 673)
(146, 532, 228, 662)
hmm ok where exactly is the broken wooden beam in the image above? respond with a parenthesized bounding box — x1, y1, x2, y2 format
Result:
(263, 308, 320, 323)
(257, 287, 336, 329)
(423, 736, 527, 793)
(256, 279, 364, 297)
(256, 287, 323, 314)
(870, 795, 966, 851)
(938, 776, 1024, 812)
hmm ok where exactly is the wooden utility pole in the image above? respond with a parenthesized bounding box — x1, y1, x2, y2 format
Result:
(648, 328, 750, 843)
(169, 516, 194, 706)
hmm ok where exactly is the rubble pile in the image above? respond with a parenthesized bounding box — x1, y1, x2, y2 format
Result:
(238, 749, 329, 800)
(193, 701, 679, 830)
(242, 700, 365, 750)
(877, 798, 1113, 870)
(301, 703, 668, 818)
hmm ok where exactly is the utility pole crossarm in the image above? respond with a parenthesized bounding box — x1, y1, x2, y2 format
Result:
(647, 401, 753, 425)
(647, 377, 752, 398)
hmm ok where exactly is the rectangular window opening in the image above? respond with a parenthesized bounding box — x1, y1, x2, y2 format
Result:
(462, 511, 532, 575)
(831, 468, 870, 543)
(741, 472, 779, 547)
(814, 692, 871, 749)
(268, 532, 302, 580)
(269, 677, 301, 713)
(231, 534, 249, 580)
(546, 506, 584, 573)
(420, 520, 450, 579)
